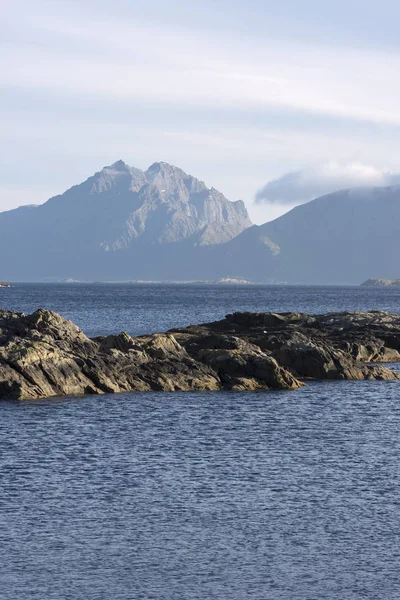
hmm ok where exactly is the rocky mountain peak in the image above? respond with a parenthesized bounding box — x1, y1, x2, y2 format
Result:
(145, 162, 208, 200)
(145, 161, 188, 187)
(89, 161, 147, 194)
(99, 160, 133, 179)
(146, 161, 183, 175)
(85, 160, 251, 247)
(87, 161, 135, 194)
(109, 159, 130, 171)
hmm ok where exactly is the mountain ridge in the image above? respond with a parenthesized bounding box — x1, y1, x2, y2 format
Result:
(1, 165, 400, 283)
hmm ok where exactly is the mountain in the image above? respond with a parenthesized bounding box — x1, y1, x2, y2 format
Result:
(0, 161, 251, 281)
(215, 185, 400, 284)
(2, 166, 400, 284)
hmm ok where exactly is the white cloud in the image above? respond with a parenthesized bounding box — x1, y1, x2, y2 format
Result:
(3, 1, 400, 220)
(3, 3, 400, 126)
(255, 161, 400, 206)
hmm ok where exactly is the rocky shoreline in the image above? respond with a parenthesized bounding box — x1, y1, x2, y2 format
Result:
(0, 308, 399, 400)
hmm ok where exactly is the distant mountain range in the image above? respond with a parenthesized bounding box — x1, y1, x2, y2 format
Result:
(1, 161, 399, 284)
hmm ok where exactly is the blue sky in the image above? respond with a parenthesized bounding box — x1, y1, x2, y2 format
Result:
(2, 0, 400, 222)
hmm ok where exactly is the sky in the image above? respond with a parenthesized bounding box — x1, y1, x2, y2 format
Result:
(2, 0, 400, 223)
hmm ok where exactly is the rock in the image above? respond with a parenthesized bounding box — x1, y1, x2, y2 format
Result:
(172, 310, 400, 384)
(0, 309, 399, 400)
(0, 309, 222, 400)
(361, 279, 400, 287)
(196, 347, 300, 390)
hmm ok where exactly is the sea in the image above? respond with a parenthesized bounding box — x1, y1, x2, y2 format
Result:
(1, 283, 400, 600)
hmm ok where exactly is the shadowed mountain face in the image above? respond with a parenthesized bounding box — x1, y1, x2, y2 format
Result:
(0, 161, 251, 281)
(216, 185, 400, 284)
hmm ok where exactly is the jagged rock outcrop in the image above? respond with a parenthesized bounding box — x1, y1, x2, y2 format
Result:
(0, 309, 221, 399)
(0, 309, 399, 400)
(171, 310, 400, 382)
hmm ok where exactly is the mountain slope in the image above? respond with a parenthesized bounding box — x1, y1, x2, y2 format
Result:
(217, 185, 400, 284)
(0, 161, 251, 280)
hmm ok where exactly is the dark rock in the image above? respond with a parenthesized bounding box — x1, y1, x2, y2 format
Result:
(0, 309, 399, 400)
(172, 310, 400, 383)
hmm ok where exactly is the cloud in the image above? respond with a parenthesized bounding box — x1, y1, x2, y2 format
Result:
(3, 1, 400, 218)
(255, 162, 400, 205)
(3, 3, 400, 126)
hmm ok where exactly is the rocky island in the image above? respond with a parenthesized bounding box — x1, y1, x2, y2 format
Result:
(361, 279, 400, 287)
(0, 282, 11, 288)
(0, 309, 399, 400)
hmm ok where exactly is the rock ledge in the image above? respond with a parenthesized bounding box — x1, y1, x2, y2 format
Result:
(0, 309, 399, 400)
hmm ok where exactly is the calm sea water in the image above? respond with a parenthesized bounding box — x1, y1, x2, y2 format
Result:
(1, 284, 400, 600)
(2, 282, 400, 337)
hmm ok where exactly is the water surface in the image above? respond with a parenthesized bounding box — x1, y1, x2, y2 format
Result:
(1, 284, 400, 599)
(1, 283, 400, 337)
